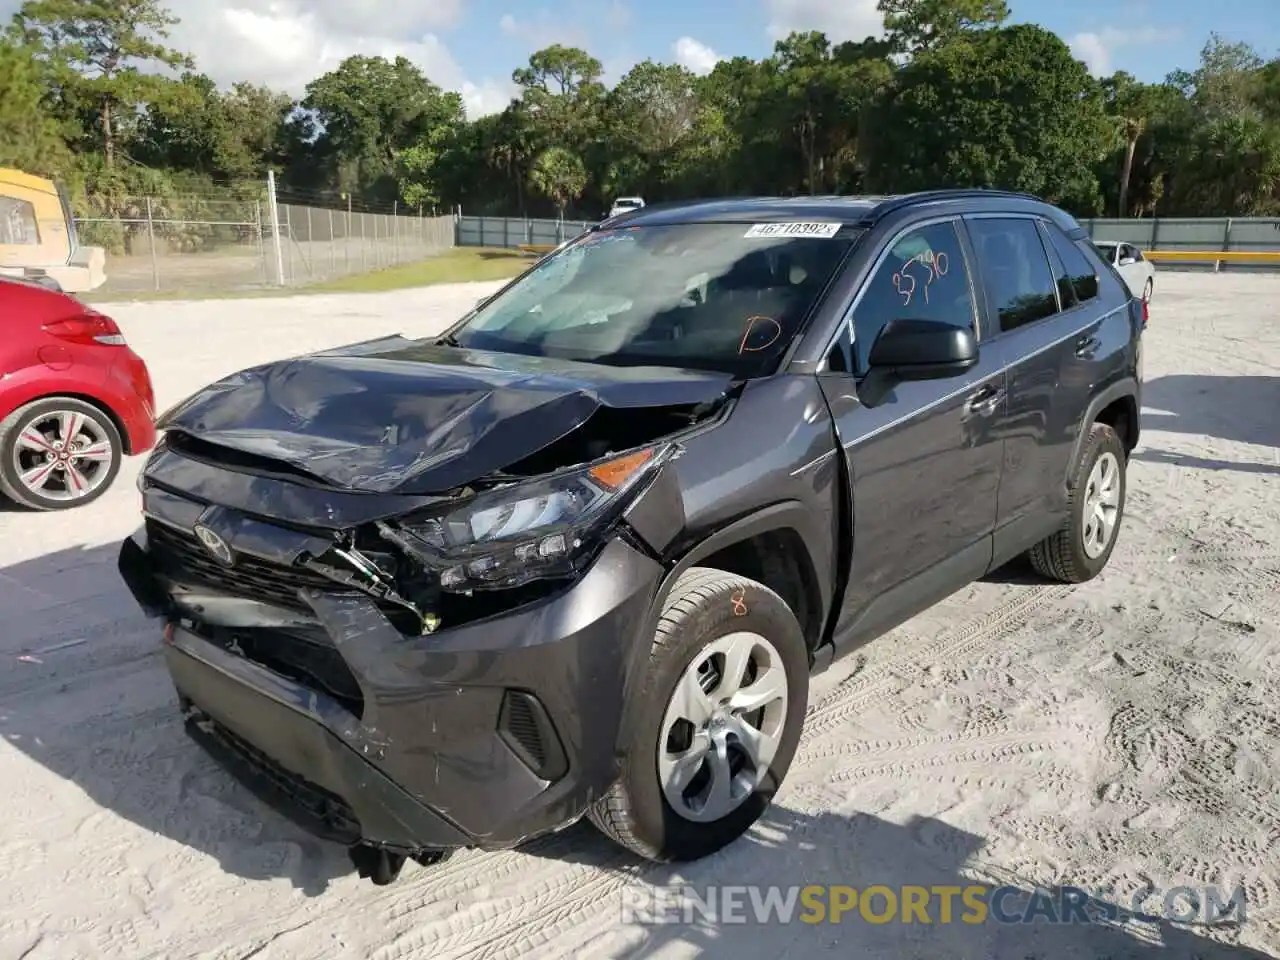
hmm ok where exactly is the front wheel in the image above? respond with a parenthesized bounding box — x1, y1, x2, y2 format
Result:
(589, 567, 809, 862)
(1142, 277, 1153, 303)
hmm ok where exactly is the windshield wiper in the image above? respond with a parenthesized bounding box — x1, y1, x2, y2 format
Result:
(437, 333, 461, 347)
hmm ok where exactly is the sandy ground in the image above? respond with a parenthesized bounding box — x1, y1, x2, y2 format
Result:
(1, 273, 1278, 960)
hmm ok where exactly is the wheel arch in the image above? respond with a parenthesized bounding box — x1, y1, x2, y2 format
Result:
(1068, 378, 1139, 484)
(2, 389, 134, 455)
(649, 502, 833, 659)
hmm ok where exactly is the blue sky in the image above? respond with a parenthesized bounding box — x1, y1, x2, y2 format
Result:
(448, 0, 1279, 92)
(3, 0, 1276, 116)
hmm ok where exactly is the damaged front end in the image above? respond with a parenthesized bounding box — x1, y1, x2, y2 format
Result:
(119, 419, 695, 883)
(278, 440, 680, 636)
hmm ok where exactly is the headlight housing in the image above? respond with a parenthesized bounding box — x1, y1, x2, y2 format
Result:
(381, 443, 676, 591)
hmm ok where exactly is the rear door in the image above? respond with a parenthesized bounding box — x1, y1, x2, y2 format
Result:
(963, 214, 1107, 566)
(817, 216, 1007, 648)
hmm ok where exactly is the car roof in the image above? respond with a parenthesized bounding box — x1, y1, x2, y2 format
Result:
(605, 188, 1085, 237)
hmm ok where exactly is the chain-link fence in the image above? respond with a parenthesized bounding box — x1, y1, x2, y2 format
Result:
(271, 204, 455, 287)
(74, 196, 455, 297)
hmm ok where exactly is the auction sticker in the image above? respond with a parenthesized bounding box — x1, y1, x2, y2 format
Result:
(744, 222, 842, 239)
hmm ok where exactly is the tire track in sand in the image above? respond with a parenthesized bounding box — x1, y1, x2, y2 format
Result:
(800, 583, 1075, 744)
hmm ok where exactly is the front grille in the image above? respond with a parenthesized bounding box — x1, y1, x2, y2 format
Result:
(183, 702, 362, 845)
(147, 519, 334, 612)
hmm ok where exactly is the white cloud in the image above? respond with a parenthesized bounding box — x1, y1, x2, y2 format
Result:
(0, 0, 514, 118)
(1068, 25, 1181, 76)
(763, 0, 883, 43)
(672, 36, 722, 75)
(494, 10, 589, 51)
(605, 1, 632, 30)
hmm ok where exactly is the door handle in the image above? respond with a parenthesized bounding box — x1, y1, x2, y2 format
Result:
(1076, 334, 1101, 358)
(965, 384, 1003, 415)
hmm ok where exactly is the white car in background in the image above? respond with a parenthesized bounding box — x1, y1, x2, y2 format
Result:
(608, 196, 645, 218)
(1092, 240, 1156, 302)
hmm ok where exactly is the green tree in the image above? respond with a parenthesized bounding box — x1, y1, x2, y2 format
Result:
(1100, 72, 1175, 216)
(0, 37, 70, 173)
(604, 60, 700, 198)
(529, 146, 587, 217)
(12, 0, 192, 167)
(302, 55, 464, 202)
(513, 45, 606, 150)
(864, 24, 1112, 211)
(877, 0, 1009, 55)
(136, 73, 293, 180)
(762, 32, 893, 194)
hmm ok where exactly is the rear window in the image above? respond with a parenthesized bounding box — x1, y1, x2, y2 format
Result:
(0, 196, 40, 245)
(453, 222, 858, 376)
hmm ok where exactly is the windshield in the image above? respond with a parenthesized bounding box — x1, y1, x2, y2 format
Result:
(1092, 242, 1117, 259)
(450, 222, 859, 376)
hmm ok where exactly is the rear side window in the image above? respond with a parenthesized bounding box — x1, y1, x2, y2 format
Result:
(966, 217, 1059, 333)
(1043, 223, 1099, 303)
(1037, 221, 1077, 309)
(0, 195, 40, 245)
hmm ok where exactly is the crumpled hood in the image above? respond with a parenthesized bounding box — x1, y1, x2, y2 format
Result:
(157, 336, 733, 494)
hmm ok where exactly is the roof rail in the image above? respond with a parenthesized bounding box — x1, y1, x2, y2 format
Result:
(865, 188, 1044, 223)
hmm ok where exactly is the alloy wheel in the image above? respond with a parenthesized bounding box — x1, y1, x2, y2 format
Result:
(657, 631, 790, 823)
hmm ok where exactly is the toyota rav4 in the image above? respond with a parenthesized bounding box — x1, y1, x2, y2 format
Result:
(117, 189, 1145, 885)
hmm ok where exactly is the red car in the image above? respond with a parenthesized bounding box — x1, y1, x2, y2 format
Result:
(0, 278, 156, 510)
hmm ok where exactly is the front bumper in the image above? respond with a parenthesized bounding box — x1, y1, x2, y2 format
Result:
(118, 524, 664, 854)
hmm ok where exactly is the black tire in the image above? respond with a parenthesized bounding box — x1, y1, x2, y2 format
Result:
(1028, 422, 1127, 583)
(1142, 277, 1153, 303)
(0, 397, 123, 511)
(588, 567, 809, 862)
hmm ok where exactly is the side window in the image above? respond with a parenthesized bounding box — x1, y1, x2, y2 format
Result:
(1037, 222, 1077, 310)
(967, 217, 1059, 333)
(0, 196, 40, 246)
(1043, 222, 1099, 304)
(834, 220, 976, 375)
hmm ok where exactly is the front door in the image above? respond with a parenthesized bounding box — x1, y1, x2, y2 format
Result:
(817, 218, 1006, 649)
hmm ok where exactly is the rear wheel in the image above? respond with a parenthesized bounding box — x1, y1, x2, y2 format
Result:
(589, 567, 809, 862)
(1028, 422, 1126, 583)
(0, 397, 123, 510)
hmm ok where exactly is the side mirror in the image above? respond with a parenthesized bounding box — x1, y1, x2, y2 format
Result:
(867, 318, 978, 381)
(1118, 256, 1136, 266)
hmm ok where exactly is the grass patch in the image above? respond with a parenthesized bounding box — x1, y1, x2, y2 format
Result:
(85, 247, 531, 303)
(306, 247, 529, 293)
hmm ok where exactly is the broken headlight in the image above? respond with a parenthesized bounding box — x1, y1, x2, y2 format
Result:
(380, 444, 675, 591)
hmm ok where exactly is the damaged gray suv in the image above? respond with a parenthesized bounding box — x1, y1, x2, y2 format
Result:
(117, 189, 1145, 884)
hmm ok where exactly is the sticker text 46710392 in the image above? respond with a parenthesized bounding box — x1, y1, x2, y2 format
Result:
(744, 222, 842, 239)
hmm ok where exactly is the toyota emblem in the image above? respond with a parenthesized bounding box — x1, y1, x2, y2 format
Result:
(193, 524, 234, 565)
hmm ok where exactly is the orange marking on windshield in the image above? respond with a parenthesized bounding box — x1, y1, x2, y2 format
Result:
(739, 315, 782, 353)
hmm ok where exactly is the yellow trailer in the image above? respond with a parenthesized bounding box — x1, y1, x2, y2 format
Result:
(0, 168, 106, 293)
